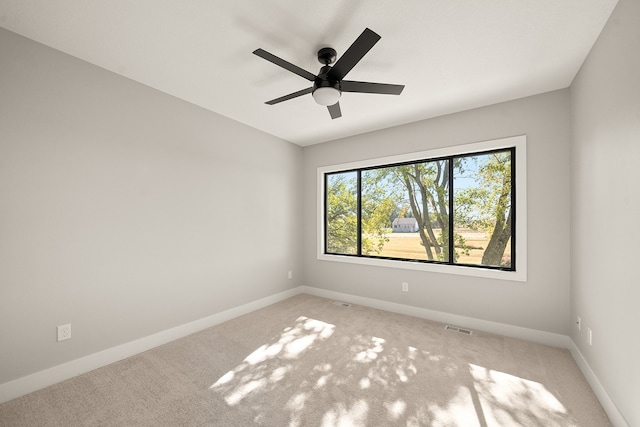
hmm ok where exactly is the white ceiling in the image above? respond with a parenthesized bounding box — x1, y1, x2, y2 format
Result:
(0, 1, 618, 146)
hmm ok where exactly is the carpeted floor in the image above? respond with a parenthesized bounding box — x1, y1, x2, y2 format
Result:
(0, 294, 611, 426)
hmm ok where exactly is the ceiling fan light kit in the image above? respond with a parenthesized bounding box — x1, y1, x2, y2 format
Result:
(312, 87, 341, 106)
(253, 28, 404, 119)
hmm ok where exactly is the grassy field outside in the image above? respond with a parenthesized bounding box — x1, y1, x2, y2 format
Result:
(370, 228, 511, 266)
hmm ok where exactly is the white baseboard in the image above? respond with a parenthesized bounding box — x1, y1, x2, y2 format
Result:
(301, 286, 629, 426)
(0, 287, 302, 405)
(300, 286, 572, 348)
(2, 284, 628, 427)
(569, 343, 629, 427)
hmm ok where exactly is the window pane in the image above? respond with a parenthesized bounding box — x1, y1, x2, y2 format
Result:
(453, 150, 512, 268)
(362, 160, 450, 262)
(361, 167, 398, 256)
(326, 171, 358, 255)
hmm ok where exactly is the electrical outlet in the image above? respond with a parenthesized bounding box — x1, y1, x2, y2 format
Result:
(588, 327, 593, 346)
(288, 271, 292, 279)
(576, 316, 581, 331)
(402, 282, 409, 292)
(57, 324, 71, 342)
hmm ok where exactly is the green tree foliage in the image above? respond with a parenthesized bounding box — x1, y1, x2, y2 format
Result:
(455, 152, 512, 267)
(390, 161, 451, 261)
(361, 170, 398, 254)
(326, 173, 358, 254)
(326, 149, 513, 267)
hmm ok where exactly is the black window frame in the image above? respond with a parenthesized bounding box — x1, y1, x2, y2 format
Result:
(323, 147, 516, 272)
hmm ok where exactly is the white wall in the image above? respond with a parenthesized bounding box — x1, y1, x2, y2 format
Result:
(302, 89, 572, 335)
(570, 0, 640, 424)
(2, 4, 636, 422)
(0, 28, 302, 385)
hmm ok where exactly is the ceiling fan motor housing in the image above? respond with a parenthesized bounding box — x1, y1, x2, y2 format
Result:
(317, 47, 337, 65)
(314, 65, 340, 90)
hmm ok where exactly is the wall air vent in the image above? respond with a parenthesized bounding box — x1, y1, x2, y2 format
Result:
(445, 325, 473, 335)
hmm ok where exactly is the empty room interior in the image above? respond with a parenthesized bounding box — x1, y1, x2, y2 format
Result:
(0, 1, 638, 426)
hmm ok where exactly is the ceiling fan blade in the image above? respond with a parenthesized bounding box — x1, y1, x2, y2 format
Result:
(266, 87, 313, 105)
(328, 28, 381, 81)
(328, 102, 342, 119)
(341, 80, 405, 95)
(253, 49, 316, 81)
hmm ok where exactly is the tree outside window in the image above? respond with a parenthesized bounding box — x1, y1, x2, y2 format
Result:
(325, 148, 514, 270)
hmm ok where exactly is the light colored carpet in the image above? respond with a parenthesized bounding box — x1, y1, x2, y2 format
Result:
(0, 294, 610, 426)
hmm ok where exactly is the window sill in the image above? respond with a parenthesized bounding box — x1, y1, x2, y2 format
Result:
(317, 252, 527, 282)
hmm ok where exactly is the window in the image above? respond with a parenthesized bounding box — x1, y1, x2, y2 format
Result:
(318, 135, 527, 281)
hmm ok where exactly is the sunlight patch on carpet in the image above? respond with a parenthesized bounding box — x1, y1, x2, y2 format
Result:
(321, 399, 369, 427)
(428, 385, 480, 426)
(354, 336, 385, 363)
(210, 316, 335, 406)
(207, 311, 581, 426)
(469, 363, 575, 426)
(384, 399, 407, 420)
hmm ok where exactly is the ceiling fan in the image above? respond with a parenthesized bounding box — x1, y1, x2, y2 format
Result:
(253, 28, 405, 119)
